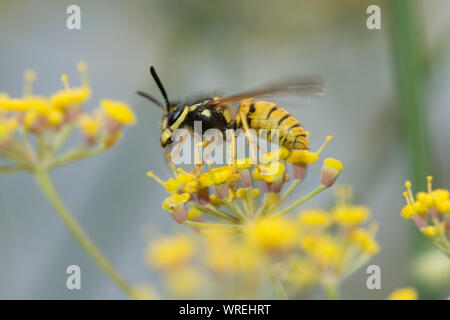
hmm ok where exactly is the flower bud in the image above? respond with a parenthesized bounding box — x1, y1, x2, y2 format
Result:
(214, 182, 229, 199)
(162, 193, 190, 224)
(239, 168, 253, 188)
(320, 158, 343, 188)
(292, 164, 307, 180)
(196, 187, 210, 205)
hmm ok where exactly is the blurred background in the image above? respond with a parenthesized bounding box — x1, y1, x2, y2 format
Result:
(0, 0, 449, 299)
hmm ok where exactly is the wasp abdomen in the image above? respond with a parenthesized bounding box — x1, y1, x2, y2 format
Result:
(236, 99, 309, 150)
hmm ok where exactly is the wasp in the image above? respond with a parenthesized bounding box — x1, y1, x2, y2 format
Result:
(137, 66, 324, 161)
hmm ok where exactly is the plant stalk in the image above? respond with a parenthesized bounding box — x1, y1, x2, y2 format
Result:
(33, 169, 135, 299)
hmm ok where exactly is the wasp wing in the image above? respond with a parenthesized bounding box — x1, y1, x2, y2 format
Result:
(208, 75, 325, 106)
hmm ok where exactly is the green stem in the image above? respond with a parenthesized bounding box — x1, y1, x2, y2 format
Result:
(224, 199, 247, 221)
(267, 268, 288, 300)
(431, 218, 450, 257)
(52, 124, 74, 153)
(279, 179, 302, 204)
(323, 283, 339, 300)
(183, 220, 243, 231)
(192, 204, 239, 224)
(389, 0, 429, 189)
(275, 185, 326, 217)
(33, 169, 136, 299)
(51, 145, 106, 168)
(0, 166, 27, 173)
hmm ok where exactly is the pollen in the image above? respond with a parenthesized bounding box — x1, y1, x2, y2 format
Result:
(101, 99, 136, 125)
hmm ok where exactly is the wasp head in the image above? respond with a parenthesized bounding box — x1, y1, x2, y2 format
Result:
(161, 103, 190, 147)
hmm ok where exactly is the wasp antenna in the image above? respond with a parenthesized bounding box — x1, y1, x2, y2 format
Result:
(150, 66, 170, 109)
(136, 90, 165, 111)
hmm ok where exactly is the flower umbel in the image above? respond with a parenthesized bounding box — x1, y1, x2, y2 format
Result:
(0, 63, 135, 173)
(401, 177, 450, 258)
(0, 64, 137, 298)
(146, 133, 378, 299)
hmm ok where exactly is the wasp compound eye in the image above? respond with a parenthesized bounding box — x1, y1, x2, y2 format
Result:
(168, 105, 184, 125)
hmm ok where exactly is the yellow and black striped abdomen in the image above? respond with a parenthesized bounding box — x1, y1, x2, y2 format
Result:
(236, 99, 309, 150)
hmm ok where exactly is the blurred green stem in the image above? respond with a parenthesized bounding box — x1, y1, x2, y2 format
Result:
(275, 185, 326, 217)
(323, 283, 339, 300)
(268, 271, 288, 300)
(389, 0, 429, 189)
(33, 169, 136, 299)
(265, 259, 288, 300)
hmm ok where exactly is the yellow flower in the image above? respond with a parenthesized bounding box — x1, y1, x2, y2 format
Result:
(165, 268, 203, 296)
(387, 287, 418, 300)
(432, 189, 450, 213)
(299, 234, 320, 252)
(303, 235, 342, 268)
(400, 204, 415, 219)
(286, 150, 319, 165)
(162, 193, 190, 212)
(77, 114, 100, 137)
(235, 188, 260, 199)
(51, 87, 91, 110)
(422, 226, 439, 238)
(349, 228, 379, 254)
(246, 216, 297, 253)
(402, 178, 450, 256)
(145, 234, 195, 269)
(260, 147, 291, 164)
(0, 94, 28, 112)
(23, 110, 39, 130)
(285, 258, 318, 288)
(147, 171, 197, 194)
(101, 99, 136, 125)
(252, 162, 285, 183)
(0, 118, 18, 142)
(333, 205, 370, 227)
(23, 96, 52, 114)
(208, 195, 225, 206)
(187, 208, 202, 220)
(47, 109, 64, 126)
(414, 200, 428, 216)
(286, 136, 332, 165)
(437, 200, 450, 214)
(235, 157, 254, 170)
(204, 232, 259, 274)
(199, 165, 235, 186)
(298, 209, 330, 228)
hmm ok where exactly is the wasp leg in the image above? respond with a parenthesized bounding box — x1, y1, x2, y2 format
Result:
(225, 129, 239, 186)
(170, 130, 190, 165)
(194, 138, 213, 167)
(201, 138, 216, 163)
(238, 111, 259, 166)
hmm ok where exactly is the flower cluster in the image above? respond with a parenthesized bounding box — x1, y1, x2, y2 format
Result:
(0, 62, 136, 173)
(143, 186, 378, 299)
(147, 136, 378, 299)
(148, 136, 339, 227)
(401, 177, 450, 257)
